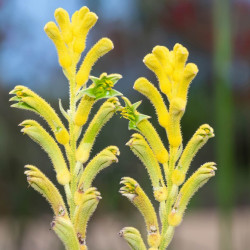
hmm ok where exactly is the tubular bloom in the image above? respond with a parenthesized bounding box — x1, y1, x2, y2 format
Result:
(119, 44, 216, 249)
(10, 7, 122, 250)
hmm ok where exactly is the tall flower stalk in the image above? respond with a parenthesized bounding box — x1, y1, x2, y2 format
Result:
(10, 7, 122, 250)
(119, 44, 216, 249)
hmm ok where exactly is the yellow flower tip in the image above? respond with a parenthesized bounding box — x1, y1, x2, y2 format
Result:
(175, 46, 189, 67)
(168, 210, 182, 227)
(153, 186, 167, 202)
(172, 169, 185, 186)
(156, 150, 169, 164)
(152, 45, 169, 55)
(147, 231, 161, 248)
(143, 53, 157, 69)
(84, 12, 98, 29)
(55, 128, 70, 145)
(54, 8, 69, 25)
(200, 124, 215, 138)
(108, 145, 120, 156)
(57, 169, 71, 185)
(44, 21, 72, 69)
(100, 37, 114, 50)
(54, 8, 72, 44)
(73, 11, 98, 40)
(173, 43, 182, 52)
(44, 21, 61, 40)
(184, 63, 199, 80)
(78, 6, 90, 19)
(133, 77, 144, 90)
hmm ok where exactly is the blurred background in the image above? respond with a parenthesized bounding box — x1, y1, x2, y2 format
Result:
(0, 0, 249, 249)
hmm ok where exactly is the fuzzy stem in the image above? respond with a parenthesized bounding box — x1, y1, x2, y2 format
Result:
(160, 146, 177, 250)
(67, 65, 78, 218)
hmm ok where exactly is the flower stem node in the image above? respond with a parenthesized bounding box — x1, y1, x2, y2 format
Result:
(168, 209, 182, 227)
(153, 186, 167, 202)
(172, 169, 185, 186)
(147, 230, 161, 248)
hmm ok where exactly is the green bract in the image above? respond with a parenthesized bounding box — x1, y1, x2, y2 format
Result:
(120, 97, 150, 131)
(77, 73, 122, 100)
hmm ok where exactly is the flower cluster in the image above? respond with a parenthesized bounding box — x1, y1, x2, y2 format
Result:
(10, 7, 122, 250)
(119, 44, 215, 249)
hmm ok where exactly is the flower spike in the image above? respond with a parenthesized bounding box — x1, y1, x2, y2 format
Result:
(120, 43, 215, 250)
(11, 6, 122, 249)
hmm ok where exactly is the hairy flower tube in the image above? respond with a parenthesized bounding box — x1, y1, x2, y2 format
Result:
(10, 6, 122, 249)
(119, 44, 216, 250)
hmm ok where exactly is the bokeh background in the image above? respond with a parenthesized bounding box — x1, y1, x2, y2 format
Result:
(0, 0, 249, 249)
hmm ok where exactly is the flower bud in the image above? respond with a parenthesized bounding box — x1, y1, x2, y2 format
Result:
(76, 38, 114, 89)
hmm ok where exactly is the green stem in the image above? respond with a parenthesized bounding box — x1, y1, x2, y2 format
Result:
(160, 146, 177, 250)
(68, 72, 77, 219)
